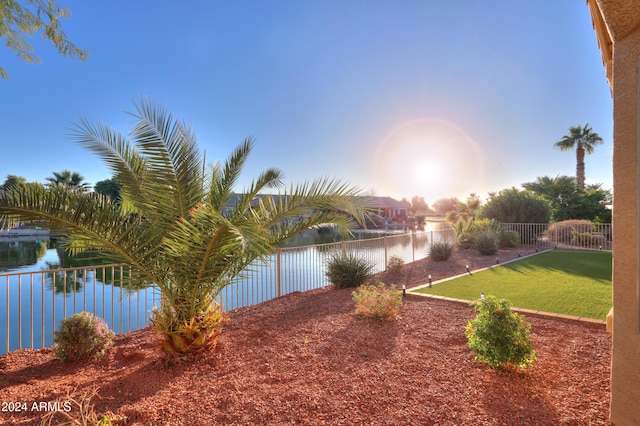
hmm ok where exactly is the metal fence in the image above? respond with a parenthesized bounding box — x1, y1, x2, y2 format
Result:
(0, 222, 611, 355)
(0, 228, 455, 355)
(503, 222, 612, 251)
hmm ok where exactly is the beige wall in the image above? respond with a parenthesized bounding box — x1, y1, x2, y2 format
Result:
(610, 13, 640, 426)
(585, 0, 640, 423)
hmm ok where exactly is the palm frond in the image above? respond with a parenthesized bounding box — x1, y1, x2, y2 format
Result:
(0, 185, 162, 283)
(130, 97, 204, 220)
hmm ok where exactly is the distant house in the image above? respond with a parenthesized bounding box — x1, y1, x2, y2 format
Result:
(223, 193, 410, 223)
(366, 196, 410, 220)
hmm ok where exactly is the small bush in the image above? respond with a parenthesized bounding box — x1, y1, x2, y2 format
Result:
(326, 253, 375, 289)
(456, 230, 475, 249)
(352, 282, 403, 321)
(53, 312, 115, 363)
(386, 255, 405, 273)
(429, 239, 455, 261)
(465, 295, 537, 370)
(500, 230, 520, 248)
(475, 230, 499, 255)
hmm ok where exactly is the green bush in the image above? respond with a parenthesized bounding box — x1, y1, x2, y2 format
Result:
(352, 282, 403, 321)
(53, 312, 115, 363)
(326, 253, 375, 289)
(475, 230, 500, 255)
(500, 230, 520, 248)
(429, 239, 455, 261)
(456, 230, 475, 249)
(465, 295, 537, 370)
(546, 220, 594, 245)
(386, 255, 405, 273)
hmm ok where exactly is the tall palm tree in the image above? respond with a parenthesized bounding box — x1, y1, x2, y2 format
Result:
(46, 169, 91, 191)
(553, 123, 604, 191)
(0, 98, 372, 357)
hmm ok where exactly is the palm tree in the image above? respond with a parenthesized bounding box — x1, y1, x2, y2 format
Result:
(0, 98, 372, 357)
(522, 175, 577, 203)
(46, 169, 91, 191)
(445, 193, 481, 224)
(553, 124, 604, 191)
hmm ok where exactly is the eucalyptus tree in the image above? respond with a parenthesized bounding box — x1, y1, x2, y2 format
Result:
(553, 124, 604, 191)
(1, 175, 27, 189)
(0, 98, 372, 356)
(0, 0, 88, 81)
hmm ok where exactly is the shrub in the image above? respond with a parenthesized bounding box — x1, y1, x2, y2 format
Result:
(429, 239, 455, 261)
(53, 312, 115, 362)
(465, 295, 537, 370)
(352, 282, 403, 320)
(571, 229, 604, 247)
(546, 220, 594, 245)
(453, 219, 475, 249)
(386, 255, 404, 273)
(326, 253, 375, 289)
(500, 230, 520, 248)
(475, 230, 499, 255)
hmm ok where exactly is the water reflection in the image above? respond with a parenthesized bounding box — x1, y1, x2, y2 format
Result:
(0, 238, 50, 270)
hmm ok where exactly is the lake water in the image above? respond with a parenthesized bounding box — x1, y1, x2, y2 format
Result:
(0, 224, 451, 354)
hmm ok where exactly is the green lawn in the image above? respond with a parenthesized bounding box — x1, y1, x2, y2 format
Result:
(412, 249, 612, 320)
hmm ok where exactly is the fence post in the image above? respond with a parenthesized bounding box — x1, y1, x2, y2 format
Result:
(411, 232, 415, 263)
(384, 236, 389, 268)
(276, 249, 282, 298)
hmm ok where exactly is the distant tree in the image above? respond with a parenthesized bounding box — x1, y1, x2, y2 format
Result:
(553, 123, 604, 191)
(94, 178, 121, 202)
(552, 184, 612, 223)
(1, 175, 27, 189)
(409, 196, 433, 216)
(0, 0, 88, 81)
(522, 175, 576, 201)
(445, 193, 481, 224)
(432, 197, 460, 216)
(479, 188, 551, 224)
(46, 170, 90, 191)
(522, 175, 611, 222)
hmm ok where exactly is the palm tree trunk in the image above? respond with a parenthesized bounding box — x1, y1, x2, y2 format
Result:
(576, 144, 586, 191)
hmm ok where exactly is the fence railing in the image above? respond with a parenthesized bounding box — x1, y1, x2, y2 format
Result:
(503, 222, 612, 251)
(0, 222, 611, 355)
(0, 228, 454, 355)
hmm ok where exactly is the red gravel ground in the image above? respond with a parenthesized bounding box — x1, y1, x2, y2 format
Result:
(0, 247, 611, 425)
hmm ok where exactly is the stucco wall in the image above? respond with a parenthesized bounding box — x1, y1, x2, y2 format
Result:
(610, 23, 640, 426)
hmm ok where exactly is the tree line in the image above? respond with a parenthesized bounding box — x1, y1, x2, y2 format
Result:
(403, 124, 610, 224)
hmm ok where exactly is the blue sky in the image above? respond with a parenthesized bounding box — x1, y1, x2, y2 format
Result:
(1, 1, 612, 204)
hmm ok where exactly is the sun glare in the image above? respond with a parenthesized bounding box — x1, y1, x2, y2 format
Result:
(371, 118, 485, 200)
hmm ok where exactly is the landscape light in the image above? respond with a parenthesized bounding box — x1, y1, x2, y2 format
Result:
(428, 274, 432, 287)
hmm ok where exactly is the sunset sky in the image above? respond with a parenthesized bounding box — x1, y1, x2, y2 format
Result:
(1, 1, 613, 204)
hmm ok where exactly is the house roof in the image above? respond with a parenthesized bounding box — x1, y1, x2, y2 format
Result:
(586, 0, 640, 86)
(365, 196, 410, 209)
